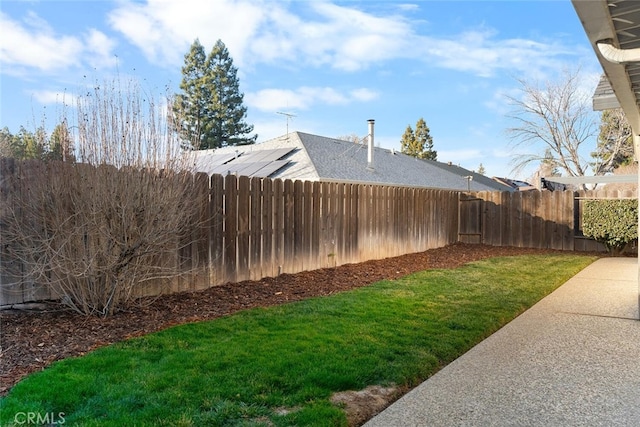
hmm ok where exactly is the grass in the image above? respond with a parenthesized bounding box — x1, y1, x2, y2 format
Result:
(0, 254, 596, 426)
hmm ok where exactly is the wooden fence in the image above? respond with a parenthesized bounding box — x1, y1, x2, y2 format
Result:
(459, 189, 637, 252)
(0, 160, 460, 306)
(202, 175, 460, 287)
(1, 156, 636, 306)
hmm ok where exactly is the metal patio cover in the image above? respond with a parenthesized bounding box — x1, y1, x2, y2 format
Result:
(573, 0, 640, 147)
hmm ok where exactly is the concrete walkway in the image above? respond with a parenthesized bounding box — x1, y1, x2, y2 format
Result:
(364, 257, 640, 427)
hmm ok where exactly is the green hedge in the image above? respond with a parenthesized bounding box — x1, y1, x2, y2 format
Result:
(582, 199, 638, 254)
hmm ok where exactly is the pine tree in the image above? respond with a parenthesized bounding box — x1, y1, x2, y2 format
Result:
(47, 121, 74, 161)
(0, 126, 46, 160)
(400, 118, 436, 160)
(173, 39, 208, 149)
(400, 125, 416, 156)
(477, 163, 486, 175)
(415, 118, 436, 160)
(173, 39, 256, 150)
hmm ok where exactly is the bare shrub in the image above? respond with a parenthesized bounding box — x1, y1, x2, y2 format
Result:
(1, 79, 204, 316)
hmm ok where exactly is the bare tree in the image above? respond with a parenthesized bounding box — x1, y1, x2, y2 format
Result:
(337, 133, 367, 144)
(1, 79, 204, 316)
(505, 68, 598, 186)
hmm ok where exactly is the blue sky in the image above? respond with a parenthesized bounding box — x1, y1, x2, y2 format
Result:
(1, 0, 602, 178)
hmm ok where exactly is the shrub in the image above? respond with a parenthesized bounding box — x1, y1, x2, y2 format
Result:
(582, 199, 638, 254)
(0, 79, 203, 316)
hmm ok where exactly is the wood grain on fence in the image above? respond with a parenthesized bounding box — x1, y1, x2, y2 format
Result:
(461, 189, 636, 252)
(3, 157, 635, 306)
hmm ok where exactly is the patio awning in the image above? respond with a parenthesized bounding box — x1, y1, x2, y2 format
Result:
(572, 0, 640, 142)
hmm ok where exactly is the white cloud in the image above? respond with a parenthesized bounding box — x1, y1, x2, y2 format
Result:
(397, 4, 420, 12)
(0, 11, 83, 72)
(245, 88, 307, 112)
(350, 88, 379, 102)
(85, 29, 118, 69)
(30, 89, 76, 106)
(108, 0, 414, 71)
(106, 0, 584, 79)
(0, 12, 117, 75)
(419, 30, 578, 79)
(108, 0, 265, 67)
(303, 2, 413, 71)
(245, 86, 378, 112)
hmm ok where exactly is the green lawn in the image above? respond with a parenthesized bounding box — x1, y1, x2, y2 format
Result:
(0, 254, 595, 426)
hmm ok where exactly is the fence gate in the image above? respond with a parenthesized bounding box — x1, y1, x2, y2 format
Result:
(458, 195, 483, 244)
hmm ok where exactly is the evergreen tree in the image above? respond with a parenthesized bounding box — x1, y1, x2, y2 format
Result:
(0, 126, 46, 160)
(0, 127, 15, 158)
(173, 39, 256, 150)
(47, 121, 74, 161)
(477, 163, 486, 175)
(415, 118, 436, 160)
(400, 118, 436, 160)
(173, 39, 208, 149)
(400, 125, 415, 156)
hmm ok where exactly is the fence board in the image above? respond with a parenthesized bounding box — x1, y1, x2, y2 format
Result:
(303, 181, 314, 271)
(561, 191, 574, 250)
(293, 180, 304, 272)
(273, 179, 284, 275)
(511, 192, 523, 247)
(262, 179, 274, 278)
(332, 183, 341, 263)
(224, 175, 238, 283)
(336, 183, 345, 264)
(348, 184, 358, 264)
(342, 184, 353, 264)
(373, 185, 383, 258)
(236, 177, 250, 281)
(210, 174, 224, 285)
(283, 179, 295, 273)
(193, 172, 211, 290)
(311, 181, 322, 268)
(320, 182, 331, 266)
(250, 177, 262, 280)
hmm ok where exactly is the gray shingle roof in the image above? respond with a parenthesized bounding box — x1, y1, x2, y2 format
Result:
(193, 131, 511, 192)
(295, 132, 510, 191)
(593, 74, 621, 111)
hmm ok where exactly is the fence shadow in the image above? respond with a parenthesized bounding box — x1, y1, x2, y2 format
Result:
(459, 190, 637, 253)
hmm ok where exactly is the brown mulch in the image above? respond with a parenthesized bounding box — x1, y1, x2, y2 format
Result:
(0, 243, 588, 396)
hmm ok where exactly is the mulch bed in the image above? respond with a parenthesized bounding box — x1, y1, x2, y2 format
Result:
(0, 243, 589, 396)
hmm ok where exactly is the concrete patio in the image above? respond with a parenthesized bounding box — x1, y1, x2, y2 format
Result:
(365, 257, 640, 426)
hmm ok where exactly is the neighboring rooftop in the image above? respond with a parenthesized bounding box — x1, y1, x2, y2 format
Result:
(492, 177, 537, 191)
(593, 74, 621, 111)
(193, 131, 513, 192)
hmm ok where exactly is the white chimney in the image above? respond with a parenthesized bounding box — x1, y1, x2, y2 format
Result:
(367, 119, 375, 170)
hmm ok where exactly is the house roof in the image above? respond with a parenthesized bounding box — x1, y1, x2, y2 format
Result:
(592, 74, 621, 111)
(194, 131, 512, 192)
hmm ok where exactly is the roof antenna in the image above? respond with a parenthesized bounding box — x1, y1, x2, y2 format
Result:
(277, 111, 296, 140)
